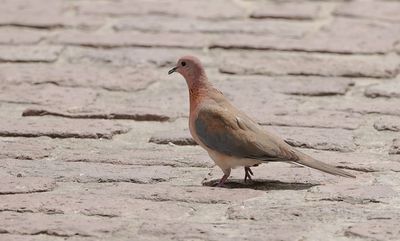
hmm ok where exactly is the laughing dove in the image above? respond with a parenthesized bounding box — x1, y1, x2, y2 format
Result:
(168, 56, 355, 187)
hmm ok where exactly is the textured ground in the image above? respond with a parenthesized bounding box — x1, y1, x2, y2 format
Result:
(1, 0, 400, 240)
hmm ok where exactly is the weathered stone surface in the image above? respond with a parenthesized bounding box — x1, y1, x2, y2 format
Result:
(76, 0, 245, 20)
(365, 80, 400, 98)
(0, 211, 125, 237)
(63, 46, 212, 67)
(56, 182, 265, 204)
(113, 16, 313, 38)
(0, 27, 44, 44)
(0, 192, 223, 220)
(226, 194, 379, 223)
(0, 14, 104, 29)
(269, 126, 355, 152)
(53, 30, 212, 49)
(389, 139, 400, 155)
(269, 76, 354, 96)
(0, 0, 103, 29)
(0, 176, 55, 194)
(0, 234, 70, 241)
(345, 218, 400, 241)
(324, 97, 400, 116)
(0, 136, 211, 167)
(139, 221, 307, 241)
(0, 46, 62, 62)
(217, 50, 399, 78)
(212, 18, 400, 54)
(0, 137, 55, 160)
(0, 63, 159, 91)
(307, 184, 397, 204)
(374, 116, 400, 132)
(149, 130, 196, 146)
(0, 159, 209, 185)
(250, 1, 329, 20)
(335, 0, 400, 22)
(260, 110, 362, 130)
(22, 107, 170, 122)
(0, 117, 129, 139)
(0, 84, 97, 106)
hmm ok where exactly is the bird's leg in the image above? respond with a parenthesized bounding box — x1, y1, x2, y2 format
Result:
(244, 167, 254, 183)
(216, 168, 231, 187)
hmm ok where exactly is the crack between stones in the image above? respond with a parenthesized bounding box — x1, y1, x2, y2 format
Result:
(210, 45, 386, 55)
(0, 131, 126, 140)
(22, 109, 170, 122)
(336, 165, 376, 173)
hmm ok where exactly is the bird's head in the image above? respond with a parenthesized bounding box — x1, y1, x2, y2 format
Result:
(168, 56, 207, 89)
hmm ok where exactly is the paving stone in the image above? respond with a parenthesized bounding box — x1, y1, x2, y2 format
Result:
(307, 184, 397, 204)
(113, 15, 314, 38)
(53, 30, 213, 49)
(149, 130, 196, 146)
(389, 139, 400, 155)
(0, 211, 126, 237)
(0, 63, 160, 92)
(249, 1, 329, 20)
(365, 79, 400, 98)
(374, 116, 400, 132)
(324, 97, 400, 116)
(216, 50, 399, 78)
(268, 76, 354, 96)
(0, 176, 55, 194)
(0, 46, 62, 62)
(335, 0, 400, 22)
(0, 159, 209, 185)
(212, 18, 400, 54)
(0, 27, 44, 45)
(138, 221, 307, 241)
(0, 137, 56, 160)
(56, 138, 211, 168)
(259, 110, 362, 130)
(271, 126, 355, 152)
(226, 194, 378, 222)
(59, 182, 265, 204)
(0, 234, 70, 241)
(0, 84, 97, 106)
(76, 0, 245, 20)
(0, 117, 129, 139)
(0, 0, 103, 29)
(0, 192, 218, 220)
(22, 107, 171, 122)
(63, 46, 212, 67)
(345, 218, 400, 241)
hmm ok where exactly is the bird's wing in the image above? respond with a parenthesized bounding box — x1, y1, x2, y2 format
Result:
(194, 105, 298, 162)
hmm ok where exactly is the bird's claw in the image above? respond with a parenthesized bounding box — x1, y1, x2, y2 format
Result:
(244, 167, 254, 183)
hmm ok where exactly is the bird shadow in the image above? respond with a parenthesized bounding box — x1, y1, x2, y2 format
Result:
(202, 179, 318, 191)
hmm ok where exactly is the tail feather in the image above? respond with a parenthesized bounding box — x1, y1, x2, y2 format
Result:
(294, 151, 356, 178)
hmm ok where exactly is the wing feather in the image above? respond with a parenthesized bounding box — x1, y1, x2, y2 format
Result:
(194, 106, 298, 162)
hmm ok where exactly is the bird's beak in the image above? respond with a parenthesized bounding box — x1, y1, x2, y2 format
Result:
(168, 66, 178, 75)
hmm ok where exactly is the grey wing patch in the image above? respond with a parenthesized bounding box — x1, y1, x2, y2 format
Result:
(194, 108, 276, 159)
(195, 107, 301, 162)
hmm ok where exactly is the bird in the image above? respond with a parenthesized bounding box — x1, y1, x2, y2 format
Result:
(168, 56, 355, 187)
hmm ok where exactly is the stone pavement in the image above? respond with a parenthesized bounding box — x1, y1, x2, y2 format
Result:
(0, 0, 400, 240)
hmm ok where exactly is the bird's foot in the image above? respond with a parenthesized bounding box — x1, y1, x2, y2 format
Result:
(215, 173, 230, 187)
(244, 167, 254, 183)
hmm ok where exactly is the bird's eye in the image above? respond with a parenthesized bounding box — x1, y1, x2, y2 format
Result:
(181, 61, 186, 67)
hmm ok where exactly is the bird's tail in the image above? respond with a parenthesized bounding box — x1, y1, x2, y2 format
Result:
(293, 150, 356, 178)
